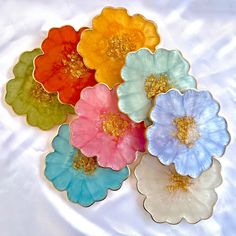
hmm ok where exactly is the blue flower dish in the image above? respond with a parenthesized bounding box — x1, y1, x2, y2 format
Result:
(146, 89, 230, 178)
(45, 124, 129, 206)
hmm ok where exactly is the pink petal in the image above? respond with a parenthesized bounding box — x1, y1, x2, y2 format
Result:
(76, 84, 112, 114)
(70, 117, 98, 149)
(117, 141, 137, 164)
(109, 150, 127, 170)
(123, 124, 146, 151)
(79, 132, 106, 157)
(75, 99, 100, 120)
(98, 145, 127, 170)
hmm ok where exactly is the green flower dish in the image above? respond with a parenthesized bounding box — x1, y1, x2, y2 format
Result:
(5, 49, 74, 130)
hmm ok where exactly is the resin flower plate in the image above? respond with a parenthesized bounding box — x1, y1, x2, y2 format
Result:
(4, 6, 230, 226)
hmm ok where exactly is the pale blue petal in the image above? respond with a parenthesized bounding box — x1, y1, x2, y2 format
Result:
(147, 125, 175, 157)
(198, 137, 226, 157)
(167, 89, 185, 116)
(150, 108, 175, 125)
(200, 116, 229, 145)
(174, 147, 202, 178)
(192, 141, 213, 172)
(183, 90, 219, 119)
(197, 101, 220, 124)
(200, 129, 230, 152)
(183, 90, 202, 116)
(147, 89, 229, 178)
(199, 116, 227, 133)
(152, 89, 174, 113)
(147, 125, 174, 142)
(151, 90, 185, 120)
(156, 138, 180, 165)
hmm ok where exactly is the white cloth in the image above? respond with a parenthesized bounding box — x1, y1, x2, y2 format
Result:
(0, 0, 236, 235)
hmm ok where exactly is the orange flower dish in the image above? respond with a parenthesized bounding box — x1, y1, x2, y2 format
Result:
(34, 26, 96, 106)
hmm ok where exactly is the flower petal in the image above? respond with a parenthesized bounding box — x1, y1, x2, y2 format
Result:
(94, 167, 129, 190)
(193, 159, 222, 189)
(70, 117, 98, 149)
(173, 75, 197, 91)
(147, 125, 175, 157)
(45, 163, 69, 181)
(52, 135, 74, 155)
(77, 84, 112, 112)
(151, 90, 185, 120)
(52, 170, 74, 191)
(174, 147, 204, 177)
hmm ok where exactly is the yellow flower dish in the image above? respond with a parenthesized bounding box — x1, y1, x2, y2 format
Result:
(78, 7, 160, 88)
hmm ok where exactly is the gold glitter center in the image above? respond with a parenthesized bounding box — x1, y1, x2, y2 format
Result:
(144, 74, 171, 99)
(62, 51, 88, 78)
(173, 116, 200, 148)
(100, 112, 129, 137)
(106, 34, 136, 59)
(31, 82, 55, 102)
(73, 150, 97, 175)
(166, 172, 191, 192)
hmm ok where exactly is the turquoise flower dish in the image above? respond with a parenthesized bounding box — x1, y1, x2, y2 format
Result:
(45, 124, 129, 207)
(118, 48, 197, 123)
(146, 89, 230, 178)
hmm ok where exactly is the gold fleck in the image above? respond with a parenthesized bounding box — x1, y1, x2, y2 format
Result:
(173, 116, 200, 148)
(166, 171, 191, 192)
(144, 74, 172, 99)
(31, 82, 55, 102)
(73, 150, 97, 175)
(100, 112, 129, 137)
(106, 34, 136, 59)
(62, 51, 88, 78)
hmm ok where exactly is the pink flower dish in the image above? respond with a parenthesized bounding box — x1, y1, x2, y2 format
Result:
(70, 83, 146, 170)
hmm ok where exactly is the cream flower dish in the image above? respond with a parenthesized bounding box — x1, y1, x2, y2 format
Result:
(135, 152, 222, 224)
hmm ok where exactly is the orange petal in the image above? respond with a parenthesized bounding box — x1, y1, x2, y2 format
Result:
(42, 26, 77, 52)
(78, 30, 107, 68)
(96, 61, 123, 88)
(93, 7, 130, 32)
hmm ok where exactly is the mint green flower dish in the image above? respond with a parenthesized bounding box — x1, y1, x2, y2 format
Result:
(118, 48, 197, 123)
(45, 124, 129, 207)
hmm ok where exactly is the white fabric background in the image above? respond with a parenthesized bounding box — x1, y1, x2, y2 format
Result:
(0, 0, 236, 235)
